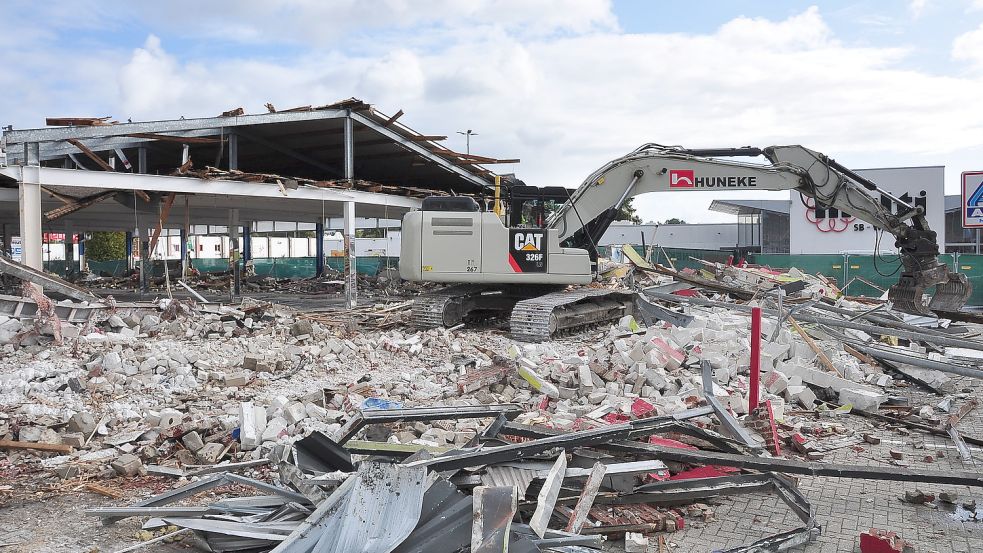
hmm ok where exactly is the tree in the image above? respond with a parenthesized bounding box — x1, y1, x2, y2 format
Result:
(661, 218, 686, 225)
(615, 197, 643, 224)
(85, 231, 126, 261)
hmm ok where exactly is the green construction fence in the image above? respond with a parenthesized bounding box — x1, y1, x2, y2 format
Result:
(66, 257, 399, 280)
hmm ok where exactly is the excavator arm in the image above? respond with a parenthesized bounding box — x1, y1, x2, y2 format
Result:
(547, 144, 971, 316)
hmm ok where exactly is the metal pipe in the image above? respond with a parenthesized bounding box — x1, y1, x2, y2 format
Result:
(846, 343, 983, 379)
(642, 289, 983, 352)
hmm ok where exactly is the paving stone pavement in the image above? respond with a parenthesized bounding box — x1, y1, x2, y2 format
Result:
(664, 376, 983, 552)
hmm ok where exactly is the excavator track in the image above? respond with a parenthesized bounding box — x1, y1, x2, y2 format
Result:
(411, 284, 488, 328)
(510, 289, 635, 342)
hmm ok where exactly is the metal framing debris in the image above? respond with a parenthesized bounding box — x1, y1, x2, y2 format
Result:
(337, 404, 523, 444)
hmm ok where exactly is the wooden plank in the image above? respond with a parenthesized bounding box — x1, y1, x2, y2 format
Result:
(0, 439, 72, 453)
(44, 190, 116, 221)
(40, 186, 76, 204)
(788, 316, 841, 376)
(564, 462, 608, 533)
(148, 192, 177, 256)
(67, 138, 114, 171)
(408, 135, 447, 141)
(46, 116, 112, 126)
(383, 109, 404, 126)
(844, 343, 880, 367)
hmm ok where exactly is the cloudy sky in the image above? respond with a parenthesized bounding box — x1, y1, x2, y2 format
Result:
(2, 1, 982, 223)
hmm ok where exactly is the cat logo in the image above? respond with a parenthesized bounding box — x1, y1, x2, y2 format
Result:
(513, 232, 543, 251)
(508, 229, 548, 273)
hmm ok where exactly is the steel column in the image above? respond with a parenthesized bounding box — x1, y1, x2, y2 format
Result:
(229, 209, 241, 299)
(344, 201, 356, 309)
(315, 221, 325, 277)
(63, 223, 74, 277)
(228, 131, 238, 171)
(344, 115, 354, 181)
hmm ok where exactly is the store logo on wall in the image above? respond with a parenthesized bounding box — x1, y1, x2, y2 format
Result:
(804, 197, 854, 232)
(804, 190, 928, 233)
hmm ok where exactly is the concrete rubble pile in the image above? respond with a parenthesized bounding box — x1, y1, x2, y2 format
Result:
(4, 255, 983, 551)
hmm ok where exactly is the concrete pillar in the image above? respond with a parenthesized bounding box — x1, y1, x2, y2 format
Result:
(344, 201, 357, 309)
(18, 164, 43, 272)
(315, 221, 325, 277)
(229, 132, 239, 171)
(344, 115, 354, 181)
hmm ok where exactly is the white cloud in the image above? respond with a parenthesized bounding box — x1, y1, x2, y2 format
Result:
(953, 23, 983, 71)
(909, 0, 929, 18)
(5, 5, 983, 224)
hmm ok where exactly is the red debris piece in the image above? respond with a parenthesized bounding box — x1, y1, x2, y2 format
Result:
(603, 412, 631, 424)
(859, 528, 914, 553)
(668, 465, 739, 481)
(631, 398, 656, 418)
(671, 288, 699, 297)
(647, 435, 698, 450)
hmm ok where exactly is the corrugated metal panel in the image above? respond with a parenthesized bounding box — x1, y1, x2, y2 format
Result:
(275, 462, 427, 553)
(481, 466, 537, 496)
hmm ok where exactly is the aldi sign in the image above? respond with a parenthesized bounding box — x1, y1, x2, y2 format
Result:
(963, 171, 983, 228)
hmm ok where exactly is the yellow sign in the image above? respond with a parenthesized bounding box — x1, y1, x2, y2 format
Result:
(422, 265, 433, 272)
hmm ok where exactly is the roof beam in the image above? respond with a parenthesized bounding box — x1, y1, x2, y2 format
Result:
(350, 112, 490, 191)
(3, 109, 348, 144)
(0, 166, 422, 210)
(67, 138, 115, 171)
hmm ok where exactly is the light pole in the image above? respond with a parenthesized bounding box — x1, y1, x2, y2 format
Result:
(456, 129, 478, 155)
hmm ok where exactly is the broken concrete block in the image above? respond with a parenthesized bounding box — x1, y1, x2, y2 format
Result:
(839, 388, 887, 413)
(625, 532, 649, 553)
(242, 354, 261, 370)
(763, 370, 789, 394)
(181, 431, 204, 452)
(62, 432, 86, 448)
(224, 372, 250, 387)
(239, 402, 259, 450)
(101, 352, 122, 371)
(196, 442, 225, 464)
(283, 402, 307, 425)
(518, 364, 559, 399)
(111, 454, 143, 477)
(785, 385, 817, 409)
(262, 417, 287, 442)
(67, 412, 97, 435)
(779, 361, 882, 395)
(290, 319, 314, 337)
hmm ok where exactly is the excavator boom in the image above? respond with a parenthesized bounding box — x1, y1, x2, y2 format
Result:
(548, 144, 971, 315)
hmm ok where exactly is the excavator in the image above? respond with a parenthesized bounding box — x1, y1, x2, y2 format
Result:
(400, 144, 972, 341)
